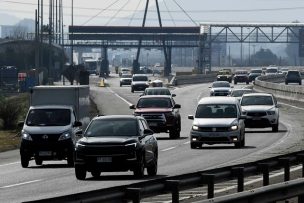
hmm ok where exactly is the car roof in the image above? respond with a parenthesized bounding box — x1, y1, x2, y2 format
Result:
(198, 97, 238, 105)
(242, 92, 273, 97)
(212, 81, 229, 84)
(93, 115, 139, 121)
(139, 95, 172, 99)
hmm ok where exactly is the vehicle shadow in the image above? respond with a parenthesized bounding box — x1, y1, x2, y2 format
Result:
(85, 174, 167, 181)
(245, 129, 287, 133)
(29, 164, 73, 169)
(195, 145, 256, 150)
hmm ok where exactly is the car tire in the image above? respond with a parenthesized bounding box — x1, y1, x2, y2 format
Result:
(147, 153, 157, 176)
(300, 82, 302, 85)
(272, 123, 279, 132)
(235, 141, 242, 148)
(21, 154, 29, 168)
(67, 153, 74, 167)
(241, 134, 245, 147)
(131, 87, 134, 93)
(246, 81, 249, 84)
(91, 170, 101, 178)
(133, 155, 145, 178)
(285, 82, 288, 85)
(120, 83, 122, 87)
(35, 157, 43, 165)
(169, 129, 180, 139)
(234, 81, 237, 85)
(75, 165, 86, 180)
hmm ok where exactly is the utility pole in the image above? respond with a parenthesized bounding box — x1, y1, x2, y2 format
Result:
(71, 0, 74, 65)
(48, 0, 53, 83)
(40, 0, 43, 69)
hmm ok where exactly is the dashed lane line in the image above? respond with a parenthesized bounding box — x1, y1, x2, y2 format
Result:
(0, 179, 42, 189)
(161, 147, 176, 152)
(107, 87, 133, 106)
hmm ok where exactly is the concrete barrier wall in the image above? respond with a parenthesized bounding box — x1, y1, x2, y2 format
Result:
(254, 75, 304, 102)
(171, 73, 217, 86)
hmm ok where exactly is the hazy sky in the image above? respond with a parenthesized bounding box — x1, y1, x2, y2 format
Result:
(0, 0, 304, 26)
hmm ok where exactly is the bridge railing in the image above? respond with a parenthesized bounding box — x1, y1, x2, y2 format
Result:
(27, 150, 304, 203)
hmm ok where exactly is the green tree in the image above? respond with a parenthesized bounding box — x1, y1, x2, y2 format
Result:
(253, 48, 278, 66)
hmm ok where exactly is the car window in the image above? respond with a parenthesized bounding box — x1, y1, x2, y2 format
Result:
(212, 82, 230, 88)
(251, 70, 262, 73)
(231, 90, 253, 97)
(85, 119, 138, 137)
(195, 104, 237, 118)
(145, 88, 171, 95)
(287, 71, 300, 76)
(133, 76, 148, 81)
(26, 109, 71, 126)
(137, 98, 172, 108)
(241, 96, 274, 106)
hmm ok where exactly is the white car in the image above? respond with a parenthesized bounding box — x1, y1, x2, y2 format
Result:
(209, 81, 233, 96)
(240, 93, 279, 132)
(188, 97, 246, 148)
(131, 74, 150, 93)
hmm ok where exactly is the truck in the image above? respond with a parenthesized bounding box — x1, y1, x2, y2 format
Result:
(19, 85, 90, 168)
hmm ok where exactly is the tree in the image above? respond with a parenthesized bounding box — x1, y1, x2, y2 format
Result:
(252, 48, 278, 66)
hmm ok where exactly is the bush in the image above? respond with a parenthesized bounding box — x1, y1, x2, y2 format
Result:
(0, 94, 28, 130)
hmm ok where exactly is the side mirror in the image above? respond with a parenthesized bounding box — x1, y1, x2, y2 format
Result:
(231, 86, 234, 88)
(276, 104, 281, 108)
(188, 115, 194, 120)
(75, 130, 83, 137)
(143, 129, 154, 136)
(171, 94, 176, 97)
(208, 86, 212, 88)
(129, 104, 136, 109)
(174, 104, 181, 109)
(18, 121, 24, 127)
(73, 121, 82, 127)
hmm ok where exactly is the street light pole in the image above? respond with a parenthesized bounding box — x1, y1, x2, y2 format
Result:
(70, 0, 74, 65)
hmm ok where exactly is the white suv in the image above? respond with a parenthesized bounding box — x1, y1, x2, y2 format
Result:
(240, 93, 279, 132)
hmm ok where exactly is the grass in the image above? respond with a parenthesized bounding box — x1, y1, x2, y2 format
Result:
(0, 130, 20, 152)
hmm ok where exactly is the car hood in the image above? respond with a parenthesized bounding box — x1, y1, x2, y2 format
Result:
(79, 136, 138, 145)
(135, 108, 172, 113)
(211, 87, 231, 91)
(241, 105, 275, 112)
(23, 125, 71, 134)
(193, 118, 237, 127)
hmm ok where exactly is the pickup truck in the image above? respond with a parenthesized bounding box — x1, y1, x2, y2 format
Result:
(130, 95, 181, 139)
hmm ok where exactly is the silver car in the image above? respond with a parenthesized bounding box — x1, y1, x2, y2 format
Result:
(209, 81, 233, 96)
(240, 93, 279, 132)
(188, 97, 246, 149)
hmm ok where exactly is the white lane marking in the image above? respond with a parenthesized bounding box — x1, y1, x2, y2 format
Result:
(184, 141, 190, 145)
(161, 147, 176, 152)
(279, 101, 304, 110)
(107, 87, 133, 106)
(0, 162, 19, 167)
(0, 179, 42, 189)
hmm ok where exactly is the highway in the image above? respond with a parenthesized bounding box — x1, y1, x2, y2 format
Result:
(1, 75, 304, 202)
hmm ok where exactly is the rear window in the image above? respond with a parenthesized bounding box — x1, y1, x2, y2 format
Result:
(287, 71, 300, 76)
(212, 82, 230, 88)
(137, 98, 172, 108)
(145, 88, 171, 95)
(195, 104, 237, 118)
(133, 76, 148, 81)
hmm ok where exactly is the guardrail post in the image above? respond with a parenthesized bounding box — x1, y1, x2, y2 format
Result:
(201, 174, 215, 199)
(279, 158, 291, 181)
(259, 163, 270, 186)
(126, 188, 141, 203)
(232, 167, 244, 192)
(166, 180, 180, 203)
(297, 153, 304, 178)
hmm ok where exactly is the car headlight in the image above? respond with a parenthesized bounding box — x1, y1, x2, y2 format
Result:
(58, 131, 71, 141)
(267, 111, 276, 115)
(125, 142, 137, 148)
(217, 76, 221, 78)
(230, 125, 238, 131)
(192, 125, 199, 131)
(22, 131, 32, 141)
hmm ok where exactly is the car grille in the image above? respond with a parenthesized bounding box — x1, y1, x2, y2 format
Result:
(198, 127, 230, 132)
(142, 113, 166, 122)
(82, 144, 135, 157)
(213, 91, 229, 96)
(199, 137, 230, 142)
(30, 134, 61, 143)
(247, 112, 267, 117)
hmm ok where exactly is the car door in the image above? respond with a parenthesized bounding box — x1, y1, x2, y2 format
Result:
(139, 119, 155, 163)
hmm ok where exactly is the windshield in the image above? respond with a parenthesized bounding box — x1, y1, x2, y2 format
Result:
(121, 74, 132, 78)
(145, 88, 171, 95)
(137, 98, 172, 108)
(26, 109, 71, 126)
(266, 68, 278, 73)
(218, 71, 230, 75)
(241, 96, 274, 106)
(212, 82, 230, 88)
(85, 119, 137, 137)
(231, 89, 253, 97)
(195, 104, 237, 118)
(133, 76, 148, 81)
(250, 70, 262, 74)
(287, 71, 300, 76)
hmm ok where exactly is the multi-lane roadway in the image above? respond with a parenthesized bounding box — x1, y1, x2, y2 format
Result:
(0, 75, 304, 202)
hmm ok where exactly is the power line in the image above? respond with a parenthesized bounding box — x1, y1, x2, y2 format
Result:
(163, 0, 176, 26)
(171, 0, 197, 25)
(105, 0, 131, 26)
(128, 0, 142, 26)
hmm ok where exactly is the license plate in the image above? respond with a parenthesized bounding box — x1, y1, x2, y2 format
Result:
(252, 117, 261, 120)
(149, 122, 157, 127)
(39, 151, 52, 156)
(97, 157, 112, 163)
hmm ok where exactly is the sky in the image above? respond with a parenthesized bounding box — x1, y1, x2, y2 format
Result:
(0, 0, 304, 26)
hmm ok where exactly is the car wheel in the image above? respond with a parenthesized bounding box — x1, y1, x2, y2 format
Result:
(67, 153, 74, 167)
(131, 87, 134, 93)
(91, 170, 101, 178)
(35, 157, 43, 165)
(246, 81, 249, 84)
(147, 153, 157, 176)
(272, 123, 279, 132)
(169, 129, 180, 139)
(133, 155, 145, 178)
(285, 82, 288, 85)
(234, 141, 242, 148)
(300, 82, 302, 85)
(75, 165, 86, 180)
(120, 83, 122, 87)
(21, 154, 29, 168)
(241, 134, 245, 147)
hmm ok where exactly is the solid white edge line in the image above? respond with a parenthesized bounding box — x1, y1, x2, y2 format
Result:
(0, 179, 42, 189)
(107, 87, 133, 106)
(0, 162, 19, 167)
(279, 101, 304, 110)
(161, 147, 176, 152)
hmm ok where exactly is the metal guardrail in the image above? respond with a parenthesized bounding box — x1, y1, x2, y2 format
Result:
(27, 151, 304, 203)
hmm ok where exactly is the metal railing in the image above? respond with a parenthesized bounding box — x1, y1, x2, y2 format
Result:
(27, 151, 304, 203)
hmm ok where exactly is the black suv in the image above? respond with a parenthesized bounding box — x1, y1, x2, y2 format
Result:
(130, 95, 181, 139)
(285, 70, 302, 85)
(74, 115, 158, 180)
